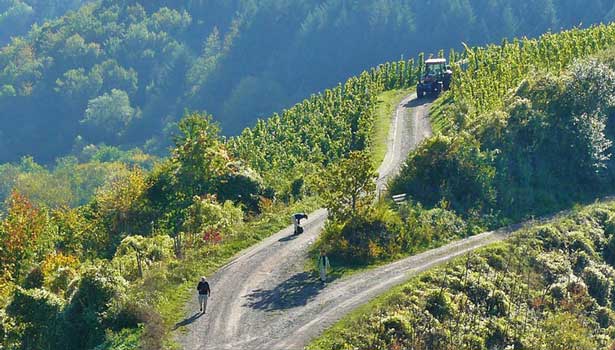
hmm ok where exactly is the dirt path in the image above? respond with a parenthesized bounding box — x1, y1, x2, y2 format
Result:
(177, 95, 444, 350)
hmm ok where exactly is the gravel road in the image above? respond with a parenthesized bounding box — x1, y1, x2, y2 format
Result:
(177, 94, 507, 350)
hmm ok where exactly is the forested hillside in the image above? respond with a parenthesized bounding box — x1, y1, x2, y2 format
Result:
(0, 0, 89, 45)
(1, 0, 614, 163)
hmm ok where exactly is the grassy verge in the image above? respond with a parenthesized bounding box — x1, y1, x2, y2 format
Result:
(164, 197, 320, 340)
(371, 88, 415, 168)
(103, 197, 321, 349)
(427, 91, 453, 134)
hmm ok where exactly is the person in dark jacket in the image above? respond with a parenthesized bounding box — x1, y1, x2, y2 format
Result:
(292, 213, 308, 234)
(197, 276, 211, 313)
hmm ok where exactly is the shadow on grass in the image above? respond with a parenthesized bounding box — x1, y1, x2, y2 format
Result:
(173, 312, 204, 330)
(244, 272, 327, 311)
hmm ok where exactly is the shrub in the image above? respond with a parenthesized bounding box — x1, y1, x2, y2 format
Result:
(485, 319, 509, 349)
(63, 265, 128, 350)
(5, 288, 64, 350)
(583, 266, 611, 306)
(596, 307, 612, 328)
(569, 231, 597, 255)
(324, 207, 400, 264)
(22, 266, 44, 290)
(604, 235, 615, 266)
(381, 313, 413, 339)
(425, 291, 453, 320)
(487, 290, 510, 317)
(574, 251, 592, 274)
(536, 225, 564, 250)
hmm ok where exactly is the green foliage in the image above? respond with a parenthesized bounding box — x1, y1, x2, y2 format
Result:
(183, 196, 243, 237)
(317, 151, 377, 222)
(394, 36, 615, 225)
(82, 89, 136, 139)
(4, 1, 613, 162)
(5, 288, 64, 350)
(62, 265, 128, 350)
(308, 201, 615, 350)
(0, 191, 51, 282)
(425, 291, 453, 320)
(113, 235, 174, 281)
(391, 134, 496, 216)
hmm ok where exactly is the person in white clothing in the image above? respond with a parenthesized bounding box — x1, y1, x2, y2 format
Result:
(318, 250, 330, 283)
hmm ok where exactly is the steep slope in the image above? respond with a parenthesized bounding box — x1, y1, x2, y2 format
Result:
(307, 201, 615, 349)
(1, 0, 614, 162)
(178, 93, 429, 349)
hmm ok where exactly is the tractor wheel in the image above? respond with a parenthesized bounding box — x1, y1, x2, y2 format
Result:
(416, 88, 423, 99)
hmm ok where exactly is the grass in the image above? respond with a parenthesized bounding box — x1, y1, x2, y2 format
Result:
(427, 91, 453, 134)
(95, 327, 143, 350)
(371, 88, 415, 168)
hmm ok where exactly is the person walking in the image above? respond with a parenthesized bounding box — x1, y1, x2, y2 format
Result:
(197, 276, 211, 313)
(317, 250, 330, 283)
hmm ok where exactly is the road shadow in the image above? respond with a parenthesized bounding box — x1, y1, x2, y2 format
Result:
(278, 234, 299, 242)
(173, 312, 204, 330)
(405, 96, 435, 108)
(243, 272, 325, 311)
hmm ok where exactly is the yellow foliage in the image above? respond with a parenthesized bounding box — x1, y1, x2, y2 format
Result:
(41, 253, 78, 280)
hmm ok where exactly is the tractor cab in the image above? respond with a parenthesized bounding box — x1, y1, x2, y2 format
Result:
(417, 58, 453, 98)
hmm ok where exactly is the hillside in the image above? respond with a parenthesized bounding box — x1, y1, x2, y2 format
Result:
(2, 3, 615, 350)
(0, 0, 89, 45)
(0, 48, 418, 350)
(307, 23, 615, 350)
(1, 0, 615, 163)
(308, 201, 615, 350)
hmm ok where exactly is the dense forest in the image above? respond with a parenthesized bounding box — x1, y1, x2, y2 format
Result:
(0, 0, 89, 45)
(1, 0, 615, 163)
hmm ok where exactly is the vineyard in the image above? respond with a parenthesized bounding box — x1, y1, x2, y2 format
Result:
(228, 56, 429, 188)
(308, 201, 615, 350)
(449, 22, 615, 120)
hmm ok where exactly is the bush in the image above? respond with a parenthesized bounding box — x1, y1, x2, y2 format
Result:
(381, 313, 413, 339)
(485, 319, 509, 349)
(569, 232, 597, 256)
(22, 266, 44, 290)
(62, 265, 128, 350)
(5, 288, 64, 350)
(487, 290, 510, 317)
(604, 235, 615, 266)
(536, 225, 564, 250)
(425, 291, 453, 320)
(583, 266, 610, 306)
(319, 211, 400, 264)
(596, 307, 612, 328)
(574, 251, 592, 274)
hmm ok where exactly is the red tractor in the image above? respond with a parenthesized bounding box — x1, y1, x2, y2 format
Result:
(416, 58, 453, 98)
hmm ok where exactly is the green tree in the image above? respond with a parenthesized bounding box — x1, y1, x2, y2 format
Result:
(318, 151, 377, 222)
(81, 89, 136, 139)
(171, 112, 228, 201)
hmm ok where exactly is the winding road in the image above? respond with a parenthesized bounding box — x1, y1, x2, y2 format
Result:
(177, 94, 514, 350)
